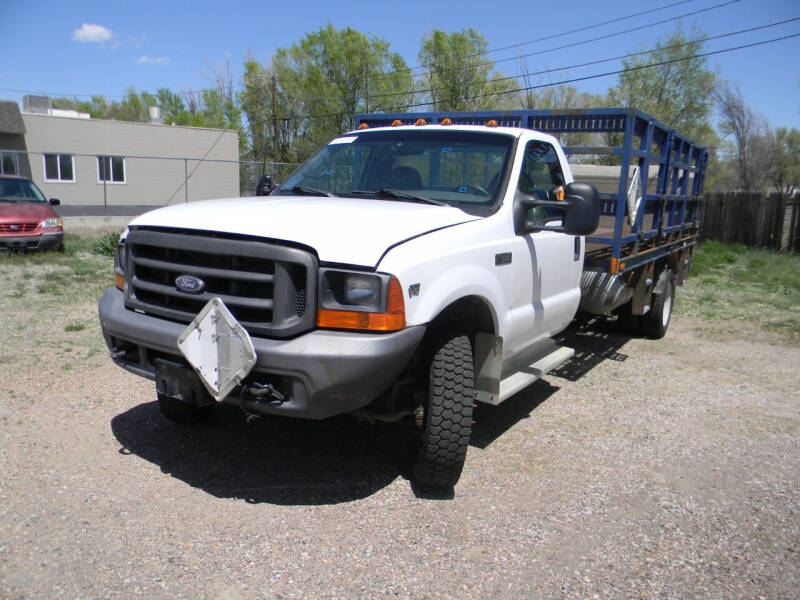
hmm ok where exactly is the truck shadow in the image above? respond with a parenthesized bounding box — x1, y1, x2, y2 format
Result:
(111, 402, 414, 505)
(551, 316, 632, 382)
(109, 319, 632, 505)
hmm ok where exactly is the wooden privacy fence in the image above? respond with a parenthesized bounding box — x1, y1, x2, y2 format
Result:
(700, 191, 800, 252)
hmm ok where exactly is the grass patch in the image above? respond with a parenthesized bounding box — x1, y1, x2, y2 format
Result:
(1, 233, 115, 303)
(676, 241, 800, 340)
(64, 321, 86, 332)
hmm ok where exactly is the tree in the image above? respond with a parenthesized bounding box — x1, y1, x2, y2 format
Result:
(716, 81, 771, 192)
(607, 24, 717, 146)
(768, 127, 800, 198)
(418, 28, 517, 112)
(268, 25, 414, 161)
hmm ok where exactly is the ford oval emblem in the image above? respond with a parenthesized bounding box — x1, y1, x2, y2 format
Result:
(175, 274, 206, 294)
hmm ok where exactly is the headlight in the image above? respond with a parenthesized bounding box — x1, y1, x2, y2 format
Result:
(40, 217, 62, 229)
(317, 269, 405, 332)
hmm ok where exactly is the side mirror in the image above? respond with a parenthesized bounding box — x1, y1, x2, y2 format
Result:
(256, 174, 273, 196)
(49, 198, 61, 206)
(515, 182, 600, 236)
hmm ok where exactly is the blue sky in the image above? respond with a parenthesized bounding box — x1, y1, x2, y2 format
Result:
(2, 0, 799, 130)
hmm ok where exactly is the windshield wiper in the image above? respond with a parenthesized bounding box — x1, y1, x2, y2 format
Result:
(349, 188, 445, 206)
(281, 185, 336, 197)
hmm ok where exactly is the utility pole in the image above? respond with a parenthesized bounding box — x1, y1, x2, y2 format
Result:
(271, 75, 279, 181)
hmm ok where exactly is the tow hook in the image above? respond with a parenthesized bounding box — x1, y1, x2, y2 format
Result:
(242, 381, 286, 406)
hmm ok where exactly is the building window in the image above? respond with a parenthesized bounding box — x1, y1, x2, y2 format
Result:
(0, 151, 18, 175)
(43, 153, 75, 182)
(98, 156, 126, 184)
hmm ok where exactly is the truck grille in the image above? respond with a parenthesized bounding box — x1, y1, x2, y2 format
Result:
(124, 228, 317, 338)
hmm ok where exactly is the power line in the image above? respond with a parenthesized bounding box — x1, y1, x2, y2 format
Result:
(400, 0, 741, 84)
(10, 29, 794, 122)
(369, 0, 741, 84)
(479, 0, 700, 58)
(260, 30, 800, 120)
(366, 16, 800, 101)
(390, 31, 800, 112)
(1, 0, 735, 100)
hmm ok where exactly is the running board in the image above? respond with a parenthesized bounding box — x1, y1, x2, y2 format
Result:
(476, 345, 574, 406)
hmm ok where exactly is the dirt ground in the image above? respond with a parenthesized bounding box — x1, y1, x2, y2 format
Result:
(1, 290, 799, 598)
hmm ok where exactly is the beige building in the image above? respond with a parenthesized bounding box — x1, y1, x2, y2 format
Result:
(0, 98, 239, 210)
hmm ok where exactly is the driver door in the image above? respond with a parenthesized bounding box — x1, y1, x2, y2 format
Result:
(506, 140, 582, 359)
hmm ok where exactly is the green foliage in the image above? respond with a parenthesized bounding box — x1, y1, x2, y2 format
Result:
(418, 28, 516, 112)
(607, 24, 717, 147)
(769, 127, 800, 197)
(93, 231, 121, 257)
(268, 25, 414, 161)
(676, 241, 800, 340)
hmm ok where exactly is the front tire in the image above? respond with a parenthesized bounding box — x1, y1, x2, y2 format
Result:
(412, 333, 475, 489)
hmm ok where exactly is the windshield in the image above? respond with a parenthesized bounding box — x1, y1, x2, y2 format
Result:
(276, 129, 515, 209)
(0, 178, 47, 203)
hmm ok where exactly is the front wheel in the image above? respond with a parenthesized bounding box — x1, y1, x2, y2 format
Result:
(642, 275, 675, 339)
(412, 333, 475, 489)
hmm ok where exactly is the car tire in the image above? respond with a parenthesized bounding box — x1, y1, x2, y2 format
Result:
(157, 393, 214, 423)
(412, 332, 474, 489)
(642, 274, 675, 339)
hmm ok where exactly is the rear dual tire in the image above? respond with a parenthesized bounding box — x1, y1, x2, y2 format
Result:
(617, 273, 675, 339)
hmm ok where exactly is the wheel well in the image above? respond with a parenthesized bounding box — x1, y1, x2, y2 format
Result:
(426, 295, 496, 338)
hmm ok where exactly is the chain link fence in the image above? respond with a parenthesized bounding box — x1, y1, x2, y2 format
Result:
(0, 149, 300, 215)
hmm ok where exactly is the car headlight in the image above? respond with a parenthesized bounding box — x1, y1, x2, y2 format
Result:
(40, 217, 62, 229)
(317, 269, 405, 332)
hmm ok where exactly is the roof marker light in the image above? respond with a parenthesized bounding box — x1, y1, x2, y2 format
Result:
(357, 122, 369, 130)
(414, 118, 427, 126)
(486, 119, 498, 128)
(440, 117, 453, 126)
(391, 119, 403, 126)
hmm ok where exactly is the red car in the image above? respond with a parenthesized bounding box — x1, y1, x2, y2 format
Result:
(0, 175, 64, 251)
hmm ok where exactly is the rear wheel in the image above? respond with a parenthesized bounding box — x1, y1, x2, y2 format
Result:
(412, 333, 475, 489)
(157, 393, 214, 423)
(642, 275, 674, 339)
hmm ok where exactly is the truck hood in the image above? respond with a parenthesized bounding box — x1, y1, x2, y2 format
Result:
(129, 196, 478, 266)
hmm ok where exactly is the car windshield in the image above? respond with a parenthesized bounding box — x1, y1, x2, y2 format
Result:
(0, 178, 47, 203)
(275, 129, 515, 208)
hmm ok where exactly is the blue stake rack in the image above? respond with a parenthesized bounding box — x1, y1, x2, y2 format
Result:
(356, 108, 708, 275)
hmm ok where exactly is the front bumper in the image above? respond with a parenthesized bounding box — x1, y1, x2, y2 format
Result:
(0, 231, 63, 251)
(98, 287, 425, 419)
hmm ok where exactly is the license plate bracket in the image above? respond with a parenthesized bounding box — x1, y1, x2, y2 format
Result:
(154, 359, 213, 406)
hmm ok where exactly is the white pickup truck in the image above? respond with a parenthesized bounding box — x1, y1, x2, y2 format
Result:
(99, 109, 706, 489)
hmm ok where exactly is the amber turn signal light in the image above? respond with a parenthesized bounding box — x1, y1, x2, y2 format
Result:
(115, 272, 125, 290)
(316, 277, 405, 332)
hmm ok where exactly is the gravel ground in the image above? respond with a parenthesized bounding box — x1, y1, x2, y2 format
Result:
(1, 297, 798, 599)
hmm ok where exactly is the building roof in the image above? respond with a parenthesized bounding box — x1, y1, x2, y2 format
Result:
(0, 101, 26, 135)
